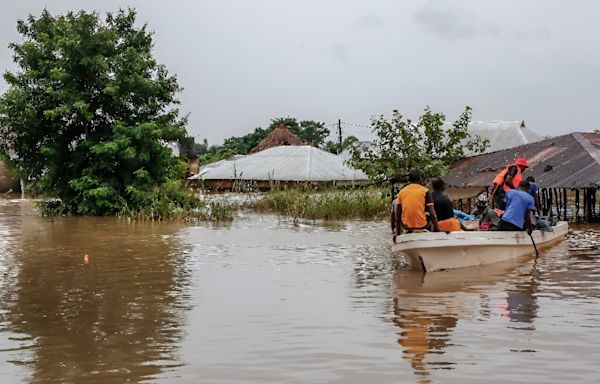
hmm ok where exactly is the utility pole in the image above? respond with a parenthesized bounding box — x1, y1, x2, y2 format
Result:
(337, 119, 342, 154)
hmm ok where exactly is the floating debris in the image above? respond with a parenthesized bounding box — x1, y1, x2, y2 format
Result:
(567, 230, 600, 250)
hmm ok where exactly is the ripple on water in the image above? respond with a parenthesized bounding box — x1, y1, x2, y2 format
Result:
(1, 203, 600, 383)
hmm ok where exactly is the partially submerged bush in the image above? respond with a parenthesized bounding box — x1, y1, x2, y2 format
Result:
(190, 200, 236, 222)
(250, 188, 389, 221)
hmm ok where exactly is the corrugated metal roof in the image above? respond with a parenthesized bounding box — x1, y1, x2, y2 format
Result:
(188, 145, 368, 182)
(444, 120, 543, 155)
(445, 132, 600, 189)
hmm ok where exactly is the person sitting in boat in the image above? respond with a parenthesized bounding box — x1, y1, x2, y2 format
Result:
(431, 178, 469, 232)
(490, 157, 529, 210)
(471, 193, 500, 230)
(496, 180, 535, 235)
(394, 170, 440, 238)
(526, 176, 540, 212)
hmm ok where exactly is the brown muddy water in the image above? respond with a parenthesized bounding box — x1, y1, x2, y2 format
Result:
(1, 199, 599, 383)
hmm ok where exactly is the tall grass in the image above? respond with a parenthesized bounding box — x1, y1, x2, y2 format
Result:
(250, 188, 390, 221)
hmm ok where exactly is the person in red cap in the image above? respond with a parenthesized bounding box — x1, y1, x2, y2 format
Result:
(490, 157, 529, 210)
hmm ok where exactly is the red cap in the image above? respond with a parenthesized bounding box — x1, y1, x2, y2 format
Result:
(515, 157, 529, 167)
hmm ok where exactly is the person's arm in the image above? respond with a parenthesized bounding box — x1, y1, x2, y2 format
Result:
(525, 197, 536, 235)
(425, 191, 440, 232)
(504, 166, 518, 189)
(525, 209, 534, 236)
(393, 202, 403, 242)
(390, 202, 396, 233)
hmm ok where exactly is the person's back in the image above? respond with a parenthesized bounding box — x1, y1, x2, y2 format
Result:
(394, 169, 440, 235)
(432, 190, 454, 221)
(497, 180, 535, 232)
(431, 177, 462, 232)
(398, 183, 430, 229)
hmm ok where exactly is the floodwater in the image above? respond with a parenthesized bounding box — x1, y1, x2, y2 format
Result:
(1, 199, 599, 383)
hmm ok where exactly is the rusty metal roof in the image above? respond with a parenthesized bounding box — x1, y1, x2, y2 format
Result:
(445, 132, 600, 189)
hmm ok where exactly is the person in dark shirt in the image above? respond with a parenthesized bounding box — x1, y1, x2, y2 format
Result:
(526, 176, 540, 212)
(431, 178, 468, 232)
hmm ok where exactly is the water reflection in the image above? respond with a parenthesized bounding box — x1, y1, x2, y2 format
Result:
(0, 201, 191, 383)
(392, 259, 540, 381)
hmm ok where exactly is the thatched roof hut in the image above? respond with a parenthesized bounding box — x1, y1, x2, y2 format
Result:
(249, 124, 305, 154)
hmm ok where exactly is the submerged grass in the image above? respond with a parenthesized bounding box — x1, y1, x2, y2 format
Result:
(250, 188, 390, 221)
(36, 194, 237, 222)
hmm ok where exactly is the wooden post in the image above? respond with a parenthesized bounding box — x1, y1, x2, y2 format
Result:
(337, 119, 342, 154)
(575, 189, 580, 223)
(563, 189, 568, 221)
(459, 198, 463, 212)
(584, 189, 590, 223)
(554, 189, 560, 220)
(548, 188, 554, 216)
(541, 188, 547, 216)
(554, 188, 562, 220)
(593, 188, 597, 219)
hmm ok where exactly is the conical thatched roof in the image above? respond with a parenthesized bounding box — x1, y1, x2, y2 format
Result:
(249, 124, 305, 154)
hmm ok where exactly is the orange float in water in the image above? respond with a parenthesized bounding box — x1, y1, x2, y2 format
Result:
(84, 254, 89, 264)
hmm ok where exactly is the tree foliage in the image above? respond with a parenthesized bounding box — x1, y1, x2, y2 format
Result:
(221, 117, 330, 155)
(0, 9, 192, 215)
(349, 106, 489, 182)
(324, 135, 359, 155)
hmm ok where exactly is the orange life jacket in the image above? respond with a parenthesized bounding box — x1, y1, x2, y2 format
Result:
(492, 165, 523, 193)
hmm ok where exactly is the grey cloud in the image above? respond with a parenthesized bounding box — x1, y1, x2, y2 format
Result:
(324, 43, 351, 63)
(354, 14, 385, 30)
(415, 0, 499, 40)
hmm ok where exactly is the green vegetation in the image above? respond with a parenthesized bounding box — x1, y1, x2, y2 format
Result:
(349, 106, 489, 182)
(0, 9, 198, 218)
(250, 188, 389, 221)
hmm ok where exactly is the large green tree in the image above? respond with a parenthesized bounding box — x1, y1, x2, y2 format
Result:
(0, 9, 189, 215)
(349, 106, 489, 182)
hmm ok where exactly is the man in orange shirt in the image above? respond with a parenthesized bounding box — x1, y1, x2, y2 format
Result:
(394, 170, 440, 240)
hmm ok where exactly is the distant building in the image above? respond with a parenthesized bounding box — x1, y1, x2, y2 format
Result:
(443, 120, 542, 155)
(189, 145, 368, 191)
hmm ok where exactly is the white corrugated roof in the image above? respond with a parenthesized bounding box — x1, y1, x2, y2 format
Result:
(444, 120, 542, 155)
(188, 146, 368, 181)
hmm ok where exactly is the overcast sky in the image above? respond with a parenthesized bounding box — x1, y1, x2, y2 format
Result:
(2, 0, 599, 145)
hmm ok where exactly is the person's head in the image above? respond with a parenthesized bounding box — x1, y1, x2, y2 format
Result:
(476, 193, 488, 207)
(515, 157, 529, 172)
(431, 177, 445, 192)
(518, 180, 530, 192)
(526, 176, 535, 183)
(408, 169, 422, 184)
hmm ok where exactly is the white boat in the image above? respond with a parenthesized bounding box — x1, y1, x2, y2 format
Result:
(392, 221, 568, 272)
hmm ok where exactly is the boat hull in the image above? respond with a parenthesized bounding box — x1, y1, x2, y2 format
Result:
(392, 221, 568, 272)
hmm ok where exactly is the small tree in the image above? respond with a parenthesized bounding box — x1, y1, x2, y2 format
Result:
(349, 106, 488, 182)
(0, 9, 190, 215)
